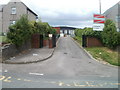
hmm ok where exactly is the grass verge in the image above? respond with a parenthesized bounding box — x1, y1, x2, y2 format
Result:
(73, 36, 82, 45)
(74, 36, 119, 66)
(86, 47, 119, 66)
(0, 36, 8, 43)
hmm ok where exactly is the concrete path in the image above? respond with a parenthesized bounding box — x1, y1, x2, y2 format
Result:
(3, 47, 54, 64)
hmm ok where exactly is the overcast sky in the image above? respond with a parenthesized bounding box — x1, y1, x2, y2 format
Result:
(0, 0, 120, 28)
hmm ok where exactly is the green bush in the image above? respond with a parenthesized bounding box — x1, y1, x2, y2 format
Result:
(82, 28, 102, 40)
(30, 21, 56, 35)
(74, 19, 120, 49)
(7, 15, 32, 47)
(75, 28, 102, 40)
(7, 15, 57, 47)
(75, 29, 84, 37)
(102, 19, 120, 49)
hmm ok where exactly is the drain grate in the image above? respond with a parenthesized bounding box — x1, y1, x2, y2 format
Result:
(64, 52, 67, 54)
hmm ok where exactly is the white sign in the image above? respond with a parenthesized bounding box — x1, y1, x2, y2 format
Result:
(93, 24, 104, 31)
(49, 34, 52, 37)
(93, 14, 105, 31)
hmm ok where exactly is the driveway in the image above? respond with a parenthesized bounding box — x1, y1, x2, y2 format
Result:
(1, 37, 119, 88)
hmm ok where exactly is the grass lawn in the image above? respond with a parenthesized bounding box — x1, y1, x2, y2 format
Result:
(74, 36, 119, 66)
(0, 36, 7, 43)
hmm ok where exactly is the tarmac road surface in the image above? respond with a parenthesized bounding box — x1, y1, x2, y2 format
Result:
(1, 37, 119, 88)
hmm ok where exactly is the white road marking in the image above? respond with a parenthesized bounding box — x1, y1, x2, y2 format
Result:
(29, 73, 44, 76)
(4, 70, 8, 73)
(100, 75, 111, 77)
(33, 54, 38, 56)
(0, 70, 2, 72)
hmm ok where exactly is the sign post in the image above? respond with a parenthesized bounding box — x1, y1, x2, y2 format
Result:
(93, 14, 105, 31)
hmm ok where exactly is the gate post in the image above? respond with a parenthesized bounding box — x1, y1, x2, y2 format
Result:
(52, 34, 56, 47)
(82, 35, 87, 47)
(40, 35, 43, 48)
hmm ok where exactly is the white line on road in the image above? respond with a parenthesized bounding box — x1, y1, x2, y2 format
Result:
(4, 70, 8, 73)
(29, 72, 44, 76)
(100, 75, 111, 77)
(0, 70, 2, 72)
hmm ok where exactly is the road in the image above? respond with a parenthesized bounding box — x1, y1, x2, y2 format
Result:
(1, 37, 119, 88)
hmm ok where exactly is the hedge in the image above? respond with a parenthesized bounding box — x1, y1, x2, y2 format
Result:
(7, 15, 57, 47)
(75, 19, 120, 49)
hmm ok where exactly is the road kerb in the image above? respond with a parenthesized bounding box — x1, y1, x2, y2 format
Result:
(3, 37, 61, 64)
(71, 37, 118, 67)
(3, 49, 54, 64)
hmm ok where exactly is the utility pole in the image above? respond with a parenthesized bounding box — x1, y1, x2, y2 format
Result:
(99, 0, 101, 14)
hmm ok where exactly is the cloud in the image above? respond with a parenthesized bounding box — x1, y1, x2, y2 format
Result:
(1, 0, 120, 28)
(34, 7, 96, 28)
(21, 0, 101, 28)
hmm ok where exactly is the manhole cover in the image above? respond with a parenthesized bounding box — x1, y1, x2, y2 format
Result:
(64, 53, 67, 54)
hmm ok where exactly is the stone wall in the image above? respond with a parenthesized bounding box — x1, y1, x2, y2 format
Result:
(0, 40, 31, 62)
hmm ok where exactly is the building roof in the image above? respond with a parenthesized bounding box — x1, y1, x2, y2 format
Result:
(27, 7, 38, 16)
(53, 26, 77, 30)
(22, 3, 38, 16)
(60, 26, 77, 30)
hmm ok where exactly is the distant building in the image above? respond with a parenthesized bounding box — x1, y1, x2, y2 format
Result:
(53, 26, 76, 37)
(0, 0, 38, 34)
(104, 1, 120, 32)
(52, 27, 60, 34)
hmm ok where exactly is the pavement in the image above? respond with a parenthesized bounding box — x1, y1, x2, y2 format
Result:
(3, 47, 55, 64)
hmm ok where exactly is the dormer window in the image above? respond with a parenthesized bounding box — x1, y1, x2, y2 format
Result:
(11, 7, 16, 14)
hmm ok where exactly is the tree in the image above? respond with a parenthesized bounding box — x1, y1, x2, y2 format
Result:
(102, 19, 119, 49)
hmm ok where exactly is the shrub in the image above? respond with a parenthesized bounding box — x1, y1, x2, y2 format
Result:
(7, 15, 32, 47)
(31, 21, 55, 35)
(102, 19, 119, 49)
(74, 19, 120, 49)
(75, 29, 84, 37)
(82, 28, 102, 40)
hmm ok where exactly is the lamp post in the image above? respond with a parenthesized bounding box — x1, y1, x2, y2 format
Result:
(99, 0, 101, 14)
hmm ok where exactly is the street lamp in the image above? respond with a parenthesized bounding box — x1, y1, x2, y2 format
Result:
(99, 0, 101, 14)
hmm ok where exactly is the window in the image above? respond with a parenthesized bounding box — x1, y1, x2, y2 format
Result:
(11, 7, 16, 14)
(10, 21, 16, 25)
